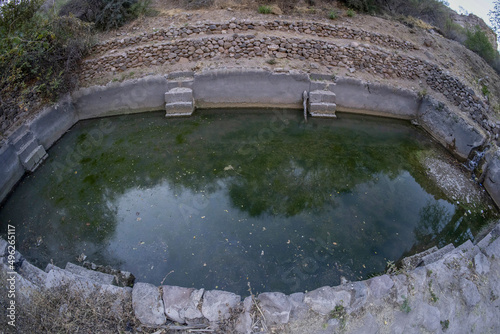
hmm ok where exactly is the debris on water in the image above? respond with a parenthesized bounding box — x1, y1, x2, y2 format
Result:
(36, 236, 43, 247)
(77, 253, 87, 262)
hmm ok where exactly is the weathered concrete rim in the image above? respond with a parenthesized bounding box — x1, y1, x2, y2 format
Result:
(0, 69, 498, 208)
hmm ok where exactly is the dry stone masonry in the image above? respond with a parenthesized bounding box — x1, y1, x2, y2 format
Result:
(89, 19, 418, 56)
(80, 19, 500, 142)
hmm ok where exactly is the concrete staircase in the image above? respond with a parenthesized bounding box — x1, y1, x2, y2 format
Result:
(308, 74, 337, 118)
(165, 71, 195, 117)
(401, 237, 485, 270)
(10, 125, 47, 172)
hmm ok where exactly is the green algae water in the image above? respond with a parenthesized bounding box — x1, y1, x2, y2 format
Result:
(0, 110, 497, 295)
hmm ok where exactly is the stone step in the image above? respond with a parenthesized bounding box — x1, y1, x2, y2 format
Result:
(167, 71, 195, 90)
(477, 224, 500, 252)
(401, 246, 439, 269)
(0, 238, 8, 256)
(167, 71, 195, 80)
(420, 243, 455, 266)
(45, 266, 108, 298)
(17, 138, 40, 162)
(11, 129, 35, 152)
(167, 79, 194, 90)
(452, 239, 480, 259)
(21, 145, 47, 172)
(309, 102, 337, 118)
(165, 86, 195, 117)
(18, 260, 47, 287)
(310, 81, 336, 92)
(65, 262, 115, 286)
(309, 74, 336, 93)
(165, 87, 194, 104)
(309, 73, 336, 82)
(45, 263, 60, 273)
(83, 262, 135, 287)
(309, 90, 336, 104)
(166, 102, 195, 117)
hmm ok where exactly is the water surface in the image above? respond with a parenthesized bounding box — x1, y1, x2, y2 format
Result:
(0, 110, 497, 295)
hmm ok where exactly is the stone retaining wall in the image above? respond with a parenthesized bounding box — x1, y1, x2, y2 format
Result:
(90, 19, 418, 56)
(80, 32, 499, 139)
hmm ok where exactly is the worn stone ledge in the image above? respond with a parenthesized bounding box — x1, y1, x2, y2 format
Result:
(3, 222, 500, 332)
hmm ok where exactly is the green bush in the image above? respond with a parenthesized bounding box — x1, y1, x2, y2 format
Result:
(442, 18, 466, 43)
(0, 0, 93, 130)
(464, 27, 497, 64)
(329, 10, 338, 20)
(258, 5, 272, 14)
(95, 0, 138, 31)
(343, 0, 377, 13)
(347, 8, 356, 17)
(59, 0, 151, 30)
(131, 0, 157, 17)
(58, 0, 104, 22)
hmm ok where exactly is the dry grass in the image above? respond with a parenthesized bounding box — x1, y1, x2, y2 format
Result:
(0, 270, 150, 334)
(399, 15, 435, 30)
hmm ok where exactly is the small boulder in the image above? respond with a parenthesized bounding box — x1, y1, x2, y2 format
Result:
(304, 286, 351, 315)
(258, 292, 292, 324)
(202, 290, 241, 322)
(162, 285, 204, 324)
(368, 274, 394, 300)
(132, 283, 166, 326)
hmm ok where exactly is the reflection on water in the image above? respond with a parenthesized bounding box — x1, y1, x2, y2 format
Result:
(0, 110, 497, 295)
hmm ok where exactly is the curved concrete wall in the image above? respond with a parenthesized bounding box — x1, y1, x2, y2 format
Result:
(485, 150, 500, 208)
(30, 95, 78, 149)
(417, 96, 487, 161)
(335, 77, 420, 119)
(0, 144, 24, 202)
(0, 70, 498, 208)
(193, 69, 310, 109)
(72, 75, 168, 119)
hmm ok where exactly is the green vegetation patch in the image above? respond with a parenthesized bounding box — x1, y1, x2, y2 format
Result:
(258, 5, 272, 14)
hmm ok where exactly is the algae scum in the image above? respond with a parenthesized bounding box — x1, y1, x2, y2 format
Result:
(1, 110, 497, 295)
